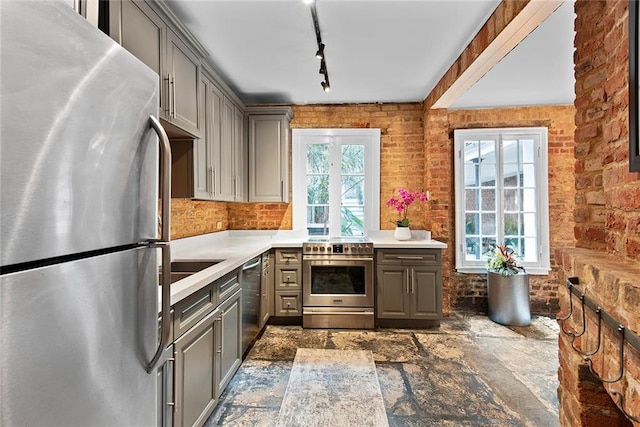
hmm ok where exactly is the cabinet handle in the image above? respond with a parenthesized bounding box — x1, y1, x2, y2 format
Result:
(280, 180, 284, 201)
(163, 74, 171, 116)
(171, 75, 176, 119)
(234, 175, 238, 200)
(212, 167, 216, 197)
(397, 256, 424, 260)
(207, 167, 212, 195)
(410, 269, 414, 294)
(406, 270, 410, 294)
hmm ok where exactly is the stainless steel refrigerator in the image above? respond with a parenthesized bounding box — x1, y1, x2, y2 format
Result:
(1, 1, 172, 425)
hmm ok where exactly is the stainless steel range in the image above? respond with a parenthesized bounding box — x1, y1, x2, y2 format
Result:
(302, 238, 374, 329)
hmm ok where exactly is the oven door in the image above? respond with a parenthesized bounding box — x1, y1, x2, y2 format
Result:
(302, 257, 374, 308)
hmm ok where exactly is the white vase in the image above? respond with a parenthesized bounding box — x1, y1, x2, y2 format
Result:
(394, 226, 412, 240)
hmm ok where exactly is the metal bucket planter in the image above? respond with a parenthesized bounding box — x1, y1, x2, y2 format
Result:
(487, 272, 531, 326)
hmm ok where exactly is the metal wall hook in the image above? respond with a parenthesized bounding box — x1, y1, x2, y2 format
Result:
(610, 390, 640, 423)
(556, 280, 575, 323)
(572, 308, 602, 357)
(566, 294, 587, 339)
(584, 326, 625, 384)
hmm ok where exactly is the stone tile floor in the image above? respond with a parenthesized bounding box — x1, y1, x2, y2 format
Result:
(205, 313, 560, 427)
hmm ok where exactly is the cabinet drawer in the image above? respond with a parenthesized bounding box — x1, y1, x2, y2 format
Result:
(275, 249, 301, 265)
(173, 284, 217, 339)
(274, 291, 301, 316)
(217, 269, 241, 304)
(376, 249, 441, 265)
(275, 267, 301, 290)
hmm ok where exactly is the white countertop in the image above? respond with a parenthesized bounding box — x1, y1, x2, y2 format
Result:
(165, 230, 447, 306)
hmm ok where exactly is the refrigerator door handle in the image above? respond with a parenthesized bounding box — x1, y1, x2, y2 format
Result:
(147, 241, 171, 373)
(147, 115, 172, 373)
(149, 115, 171, 243)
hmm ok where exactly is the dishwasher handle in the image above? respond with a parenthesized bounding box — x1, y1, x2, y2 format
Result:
(242, 257, 261, 271)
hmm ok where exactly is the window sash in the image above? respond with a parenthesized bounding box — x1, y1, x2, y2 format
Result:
(454, 128, 550, 275)
(292, 129, 380, 238)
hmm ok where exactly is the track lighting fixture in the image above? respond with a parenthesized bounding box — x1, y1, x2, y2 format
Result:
(309, 1, 330, 94)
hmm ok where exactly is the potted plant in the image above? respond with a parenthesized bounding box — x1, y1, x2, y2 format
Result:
(386, 188, 429, 240)
(485, 244, 531, 326)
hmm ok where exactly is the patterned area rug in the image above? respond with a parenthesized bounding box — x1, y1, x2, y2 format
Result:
(275, 348, 389, 427)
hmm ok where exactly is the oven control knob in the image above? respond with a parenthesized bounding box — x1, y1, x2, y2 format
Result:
(313, 246, 318, 252)
(320, 246, 325, 252)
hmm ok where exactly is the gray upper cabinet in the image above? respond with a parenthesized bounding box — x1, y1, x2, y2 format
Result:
(108, 0, 202, 138)
(194, 75, 223, 199)
(247, 107, 293, 202)
(109, 0, 166, 113)
(166, 29, 201, 137)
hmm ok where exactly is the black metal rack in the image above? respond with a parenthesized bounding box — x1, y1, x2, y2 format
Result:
(557, 277, 640, 422)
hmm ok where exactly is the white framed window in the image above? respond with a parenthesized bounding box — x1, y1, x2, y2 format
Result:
(292, 128, 380, 237)
(454, 127, 550, 274)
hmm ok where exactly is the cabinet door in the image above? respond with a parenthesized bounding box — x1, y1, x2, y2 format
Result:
(410, 267, 442, 319)
(376, 266, 410, 319)
(219, 97, 235, 201)
(209, 85, 223, 199)
(167, 30, 201, 137)
(234, 106, 246, 202)
(216, 290, 242, 397)
(174, 309, 218, 427)
(193, 77, 211, 199)
(248, 115, 287, 202)
(110, 0, 166, 115)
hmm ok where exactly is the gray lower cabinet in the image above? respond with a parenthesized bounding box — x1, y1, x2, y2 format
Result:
(172, 270, 242, 427)
(158, 344, 174, 427)
(376, 249, 442, 322)
(216, 289, 242, 395)
(174, 307, 218, 427)
(273, 249, 302, 318)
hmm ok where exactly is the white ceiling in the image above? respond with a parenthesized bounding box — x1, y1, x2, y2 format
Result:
(166, 0, 575, 108)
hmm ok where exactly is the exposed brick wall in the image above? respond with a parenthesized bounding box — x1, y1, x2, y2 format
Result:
(170, 199, 227, 240)
(291, 103, 427, 230)
(228, 203, 292, 230)
(558, 1, 640, 426)
(423, 106, 576, 316)
(574, 0, 640, 259)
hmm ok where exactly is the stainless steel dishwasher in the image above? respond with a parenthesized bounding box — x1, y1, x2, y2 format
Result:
(241, 256, 262, 354)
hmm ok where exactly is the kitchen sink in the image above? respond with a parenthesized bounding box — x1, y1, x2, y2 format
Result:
(160, 259, 224, 284)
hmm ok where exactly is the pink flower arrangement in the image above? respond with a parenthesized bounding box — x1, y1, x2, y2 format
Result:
(386, 188, 430, 227)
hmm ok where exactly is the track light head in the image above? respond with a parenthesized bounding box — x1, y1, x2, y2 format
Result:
(315, 43, 325, 60)
(319, 61, 327, 75)
(321, 81, 330, 92)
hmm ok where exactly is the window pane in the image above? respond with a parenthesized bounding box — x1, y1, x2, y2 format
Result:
(465, 213, 479, 234)
(522, 164, 536, 187)
(307, 206, 329, 236)
(504, 213, 518, 235)
(341, 207, 364, 237)
(522, 189, 536, 211)
(480, 140, 497, 163)
(464, 141, 480, 163)
(341, 176, 364, 205)
(307, 175, 328, 204)
(465, 164, 479, 187)
(481, 213, 496, 234)
(520, 139, 535, 163)
(482, 237, 497, 258)
(481, 189, 495, 211)
(341, 144, 364, 174)
(504, 189, 519, 211)
(465, 237, 481, 260)
(522, 213, 537, 236)
(503, 163, 519, 187)
(523, 237, 538, 262)
(307, 144, 329, 173)
(480, 164, 496, 187)
(465, 189, 479, 210)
